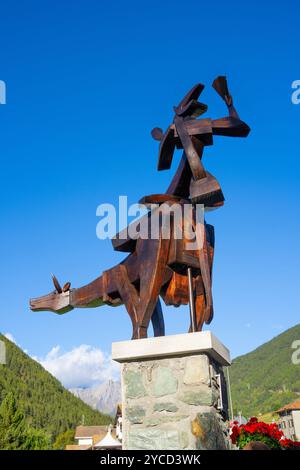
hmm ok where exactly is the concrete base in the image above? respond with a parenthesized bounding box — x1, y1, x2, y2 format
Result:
(112, 332, 231, 450)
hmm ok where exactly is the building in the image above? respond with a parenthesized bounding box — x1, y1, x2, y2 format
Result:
(66, 419, 122, 450)
(75, 425, 108, 447)
(65, 404, 123, 450)
(114, 403, 122, 441)
(93, 425, 122, 450)
(65, 425, 109, 450)
(276, 399, 300, 441)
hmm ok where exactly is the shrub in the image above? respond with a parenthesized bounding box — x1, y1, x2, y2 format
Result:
(230, 417, 300, 450)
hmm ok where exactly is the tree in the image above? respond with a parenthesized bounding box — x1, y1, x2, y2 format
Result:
(0, 392, 26, 449)
(22, 428, 51, 450)
(0, 393, 50, 450)
(53, 429, 75, 450)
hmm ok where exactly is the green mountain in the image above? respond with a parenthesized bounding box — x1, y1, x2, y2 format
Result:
(0, 334, 111, 444)
(230, 324, 300, 417)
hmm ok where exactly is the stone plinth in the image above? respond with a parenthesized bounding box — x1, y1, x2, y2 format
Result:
(112, 331, 231, 450)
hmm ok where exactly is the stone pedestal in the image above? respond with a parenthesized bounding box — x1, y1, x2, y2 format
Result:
(112, 331, 232, 450)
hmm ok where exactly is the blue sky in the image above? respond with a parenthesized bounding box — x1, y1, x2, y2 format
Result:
(0, 1, 299, 370)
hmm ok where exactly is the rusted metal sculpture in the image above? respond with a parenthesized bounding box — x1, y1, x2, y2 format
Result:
(30, 77, 250, 339)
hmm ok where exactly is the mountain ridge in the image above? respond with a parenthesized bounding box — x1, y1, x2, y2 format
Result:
(70, 379, 121, 416)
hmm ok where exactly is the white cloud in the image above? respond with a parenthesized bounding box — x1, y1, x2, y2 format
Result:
(35, 344, 120, 389)
(4, 332, 17, 344)
(3, 333, 119, 389)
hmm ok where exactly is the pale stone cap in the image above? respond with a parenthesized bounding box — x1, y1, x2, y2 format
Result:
(112, 331, 230, 366)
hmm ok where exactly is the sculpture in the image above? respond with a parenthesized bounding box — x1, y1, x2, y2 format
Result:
(30, 77, 250, 339)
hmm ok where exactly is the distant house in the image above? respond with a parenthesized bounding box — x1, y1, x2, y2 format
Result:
(66, 409, 123, 450)
(74, 425, 108, 447)
(114, 403, 122, 441)
(93, 424, 122, 450)
(275, 399, 300, 441)
(65, 425, 108, 450)
(65, 403, 123, 450)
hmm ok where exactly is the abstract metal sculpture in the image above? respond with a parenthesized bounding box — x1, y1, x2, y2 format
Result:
(30, 77, 250, 339)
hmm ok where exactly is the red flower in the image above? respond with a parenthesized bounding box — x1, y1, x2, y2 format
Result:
(281, 438, 300, 449)
(229, 417, 299, 449)
(248, 417, 258, 424)
(230, 425, 241, 444)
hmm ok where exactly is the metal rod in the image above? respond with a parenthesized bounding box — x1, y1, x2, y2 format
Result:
(187, 267, 196, 332)
(215, 373, 224, 411)
(226, 366, 234, 421)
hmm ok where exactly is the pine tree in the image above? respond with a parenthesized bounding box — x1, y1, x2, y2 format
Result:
(0, 392, 26, 449)
(53, 429, 75, 450)
(0, 393, 50, 450)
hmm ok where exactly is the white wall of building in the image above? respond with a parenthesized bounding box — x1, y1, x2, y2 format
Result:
(292, 410, 300, 440)
(116, 417, 122, 441)
(77, 437, 93, 446)
(279, 412, 295, 440)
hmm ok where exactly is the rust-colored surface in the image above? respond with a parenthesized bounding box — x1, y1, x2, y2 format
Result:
(191, 418, 205, 439)
(30, 77, 250, 339)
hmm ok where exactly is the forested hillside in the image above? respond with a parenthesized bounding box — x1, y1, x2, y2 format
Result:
(230, 324, 300, 417)
(0, 334, 111, 448)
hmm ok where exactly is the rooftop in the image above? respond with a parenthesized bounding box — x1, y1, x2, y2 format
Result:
(75, 425, 108, 439)
(65, 444, 92, 451)
(276, 399, 300, 413)
(94, 426, 122, 449)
